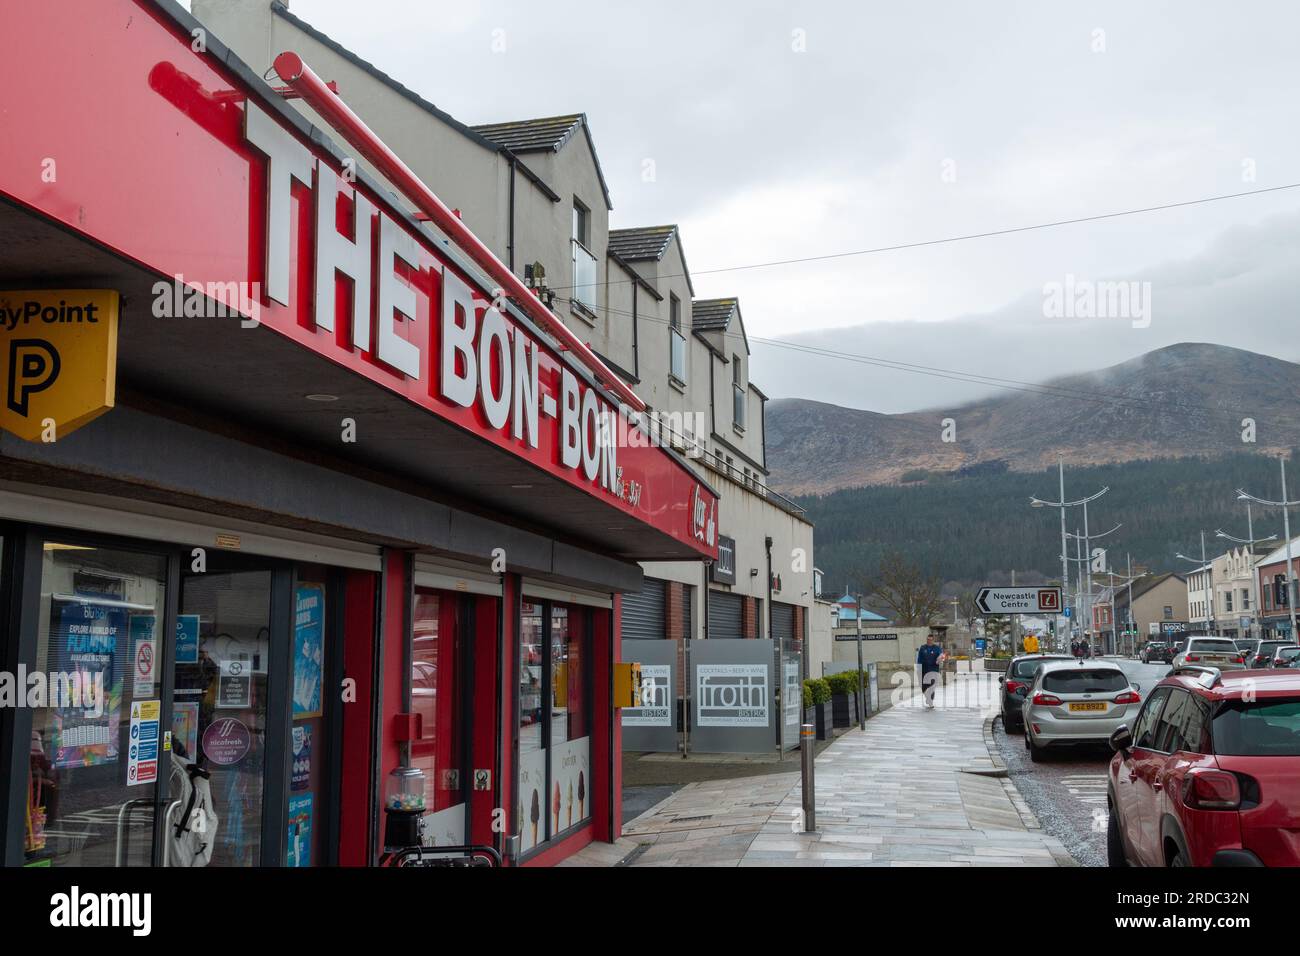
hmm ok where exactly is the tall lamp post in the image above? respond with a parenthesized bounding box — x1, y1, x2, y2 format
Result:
(1030, 458, 1109, 653)
(1176, 530, 1217, 636)
(1066, 521, 1120, 646)
(1216, 494, 1276, 643)
(1238, 456, 1300, 642)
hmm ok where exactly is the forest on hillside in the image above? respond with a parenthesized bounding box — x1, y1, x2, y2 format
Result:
(797, 450, 1299, 594)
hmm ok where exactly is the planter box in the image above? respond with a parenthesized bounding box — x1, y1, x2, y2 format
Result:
(832, 691, 858, 728)
(983, 658, 1011, 673)
(814, 701, 833, 739)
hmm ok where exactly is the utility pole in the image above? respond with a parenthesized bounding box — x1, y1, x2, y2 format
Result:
(855, 592, 865, 731)
(1218, 495, 1277, 643)
(1176, 531, 1218, 636)
(1030, 459, 1108, 659)
(1238, 456, 1300, 642)
(1126, 554, 1134, 657)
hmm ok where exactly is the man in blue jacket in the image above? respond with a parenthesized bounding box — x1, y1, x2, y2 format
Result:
(917, 632, 945, 709)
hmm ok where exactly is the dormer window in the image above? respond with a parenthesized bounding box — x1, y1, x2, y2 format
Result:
(570, 197, 597, 315)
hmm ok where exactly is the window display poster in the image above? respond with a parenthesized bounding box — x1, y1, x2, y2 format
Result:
(174, 614, 200, 665)
(292, 584, 324, 719)
(286, 793, 313, 867)
(290, 723, 313, 791)
(52, 599, 126, 768)
(126, 699, 160, 786)
(551, 737, 591, 834)
(517, 748, 546, 854)
(172, 701, 200, 761)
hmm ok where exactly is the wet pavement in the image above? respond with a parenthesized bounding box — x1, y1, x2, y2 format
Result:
(994, 658, 1172, 866)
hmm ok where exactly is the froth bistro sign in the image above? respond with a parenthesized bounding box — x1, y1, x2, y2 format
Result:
(0, 290, 118, 442)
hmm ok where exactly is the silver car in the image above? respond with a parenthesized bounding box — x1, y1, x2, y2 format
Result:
(1171, 636, 1246, 671)
(1021, 659, 1143, 762)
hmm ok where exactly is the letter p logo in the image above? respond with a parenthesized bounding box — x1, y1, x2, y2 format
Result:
(7, 339, 60, 416)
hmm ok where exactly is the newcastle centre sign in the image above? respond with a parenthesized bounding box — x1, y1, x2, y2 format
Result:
(977, 586, 1062, 615)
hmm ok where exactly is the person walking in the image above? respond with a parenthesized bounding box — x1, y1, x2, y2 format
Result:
(917, 632, 945, 709)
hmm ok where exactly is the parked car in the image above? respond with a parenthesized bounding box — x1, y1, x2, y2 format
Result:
(1270, 645, 1300, 669)
(1022, 660, 1143, 761)
(1172, 637, 1246, 671)
(1250, 640, 1297, 669)
(1140, 641, 1171, 664)
(1107, 666, 1300, 866)
(1234, 638, 1260, 661)
(999, 654, 1071, 733)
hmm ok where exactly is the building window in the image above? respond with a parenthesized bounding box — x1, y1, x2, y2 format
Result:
(669, 294, 686, 383)
(570, 198, 596, 315)
(732, 356, 746, 430)
(1164, 606, 1173, 619)
(572, 199, 589, 247)
(1242, 589, 1251, 610)
(1225, 592, 1233, 613)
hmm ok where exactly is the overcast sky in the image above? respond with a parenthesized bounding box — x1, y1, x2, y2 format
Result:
(214, 0, 1300, 412)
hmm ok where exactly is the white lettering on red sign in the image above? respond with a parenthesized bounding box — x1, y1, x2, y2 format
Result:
(244, 102, 625, 498)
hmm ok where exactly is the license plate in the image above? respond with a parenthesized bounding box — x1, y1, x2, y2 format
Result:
(1068, 702, 1107, 712)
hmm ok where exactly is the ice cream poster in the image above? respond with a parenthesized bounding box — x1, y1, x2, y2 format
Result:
(292, 585, 324, 719)
(52, 599, 126, 768)
(551, 738, 591, 831)
(517, 749, 546, 853)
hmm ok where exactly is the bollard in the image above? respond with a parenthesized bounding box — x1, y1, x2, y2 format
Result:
(800, 723, 816, 832)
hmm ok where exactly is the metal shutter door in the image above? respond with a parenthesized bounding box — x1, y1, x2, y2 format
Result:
(708, 591, 743, 639)
(771, 602, 795, 643)
(621, 578, 666, 640)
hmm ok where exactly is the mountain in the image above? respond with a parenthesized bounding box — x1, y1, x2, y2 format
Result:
(766, 343, 1300, 494)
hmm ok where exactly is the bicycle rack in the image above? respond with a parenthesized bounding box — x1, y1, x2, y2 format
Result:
(382, 843, 503, 868)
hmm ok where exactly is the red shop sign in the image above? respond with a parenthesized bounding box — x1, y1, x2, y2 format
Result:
(0, 0, 717, 558)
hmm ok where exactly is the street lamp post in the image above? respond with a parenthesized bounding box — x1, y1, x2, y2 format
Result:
(1216, 495, 1276, 643)
(1031, 459, 1108, 655)
(1176, 531, 1217, 636)
(1066, 521, 1120, 648)
(1238, 456, 1300, 642)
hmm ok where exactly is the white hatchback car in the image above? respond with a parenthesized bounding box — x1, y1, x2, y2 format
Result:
(1021, 659, 1143, 761)
(1171, 636, 1246, 671)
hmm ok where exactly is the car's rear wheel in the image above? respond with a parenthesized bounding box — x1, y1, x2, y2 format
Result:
(1027, 731, 1044, 762)
(1169, 848, 1189, 867)
(1106, 804, 1127, 866)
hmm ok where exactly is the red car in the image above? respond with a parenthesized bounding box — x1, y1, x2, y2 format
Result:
(1107, 667, 1300, 867)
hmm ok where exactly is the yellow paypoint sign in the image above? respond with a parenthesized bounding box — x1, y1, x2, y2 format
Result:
(0, 290, 118, 442)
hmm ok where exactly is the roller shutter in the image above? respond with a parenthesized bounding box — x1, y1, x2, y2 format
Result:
(621, 578, 666, 640)
(709, 591, 743, 639)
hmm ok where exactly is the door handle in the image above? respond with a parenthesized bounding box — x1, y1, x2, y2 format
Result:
(1151, 775, 1163, 792)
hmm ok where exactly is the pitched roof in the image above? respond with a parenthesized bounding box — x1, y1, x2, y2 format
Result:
(692, 297, 738, 332)
(471, 113, 612, 210)
(607, 225, 677, 262)
(472, 114, 583, 152)
(269, 2, 561, 201)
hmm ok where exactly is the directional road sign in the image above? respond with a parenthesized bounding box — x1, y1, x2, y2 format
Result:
(976, 586, 1063, 615)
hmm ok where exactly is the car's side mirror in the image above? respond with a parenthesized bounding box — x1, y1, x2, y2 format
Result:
(1131, 683, 1140, 692)
(1109, 724, 1133, 754)
(997, 675, 1004, 684)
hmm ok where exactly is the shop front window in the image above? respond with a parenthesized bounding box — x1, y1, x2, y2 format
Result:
(518, 599, 591, 856)
(517, 602, 545, 853)
(411, 589, 465, 846)
(28, 542, 168, 867)
(176, 566, 273, 866)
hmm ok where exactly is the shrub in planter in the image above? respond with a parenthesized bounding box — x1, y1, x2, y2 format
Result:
(803, 677, 833, 739)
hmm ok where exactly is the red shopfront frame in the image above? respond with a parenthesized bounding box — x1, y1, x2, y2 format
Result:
(0, 0, 718, 561)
